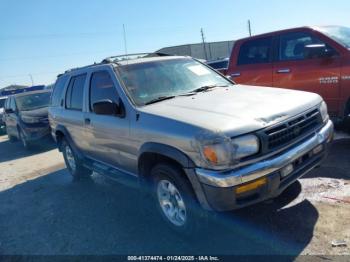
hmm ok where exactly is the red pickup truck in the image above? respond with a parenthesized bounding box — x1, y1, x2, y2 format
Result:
(226, 26, 350, 121)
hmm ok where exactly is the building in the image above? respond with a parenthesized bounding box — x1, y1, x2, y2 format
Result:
(156, 40, 235, 61)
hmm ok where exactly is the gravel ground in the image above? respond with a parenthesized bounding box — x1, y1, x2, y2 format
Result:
(0, 132, 349, 257)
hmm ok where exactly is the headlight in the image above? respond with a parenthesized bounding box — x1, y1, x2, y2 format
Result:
(319, 101, 329, 122)
(21, 116, 41, 124)
(196, 132, 260, 168)
(231, 134, 260, 159)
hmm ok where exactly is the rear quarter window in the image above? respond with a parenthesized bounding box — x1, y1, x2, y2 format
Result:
(65, 74, 87, 111)
(51, 75, 68, 107)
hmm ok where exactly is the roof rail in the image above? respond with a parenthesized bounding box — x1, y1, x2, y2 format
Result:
(64, 62, 104, 74)
(101, 52, 173, 63)
(63, 52, 174, 75)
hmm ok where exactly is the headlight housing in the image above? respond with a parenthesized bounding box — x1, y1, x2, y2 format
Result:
(231, 134, 260, 159)
(319, 101, 329, 123)
(21, 116, 41, 124)
(196, 132, 260, 169)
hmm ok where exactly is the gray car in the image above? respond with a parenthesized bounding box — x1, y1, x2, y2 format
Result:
(49, 54, 334, 232)
(3, 90, 52, 148)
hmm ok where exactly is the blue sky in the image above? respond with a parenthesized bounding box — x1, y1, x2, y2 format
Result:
(0, 0, 349, 87)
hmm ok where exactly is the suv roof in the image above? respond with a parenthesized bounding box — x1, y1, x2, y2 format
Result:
(62, 52, 180, 75)
(236, 26, 318, 42)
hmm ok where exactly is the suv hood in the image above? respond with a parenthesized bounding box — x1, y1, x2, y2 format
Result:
(20, 107, 48, 118)
(139, 85, 323, 137)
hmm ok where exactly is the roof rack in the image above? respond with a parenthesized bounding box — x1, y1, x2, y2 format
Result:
(101, 52, 173, 63)
(64, 62, 103, 74)
(63, 52, 173, 75)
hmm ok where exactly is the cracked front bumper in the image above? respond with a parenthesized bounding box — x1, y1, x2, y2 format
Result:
(194, 120, 334, 211)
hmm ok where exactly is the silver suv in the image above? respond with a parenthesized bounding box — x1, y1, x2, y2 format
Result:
(49, 53, 334, 232)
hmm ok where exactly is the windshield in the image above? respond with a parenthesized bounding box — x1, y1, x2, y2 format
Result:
(116, 58, 233, 106)
(15, 92, 51, 111)
(0, 98, 6, 108)
(318, 26, 350, 48)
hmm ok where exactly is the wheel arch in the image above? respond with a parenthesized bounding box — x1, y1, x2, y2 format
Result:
(54, 125, 84, 161)
(137, 143, 212, 210)
(138, 143, 195, 175)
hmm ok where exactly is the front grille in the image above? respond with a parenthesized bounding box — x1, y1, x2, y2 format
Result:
(262, 109, 322, 152)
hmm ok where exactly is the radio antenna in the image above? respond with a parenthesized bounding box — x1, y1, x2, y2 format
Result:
(123, 24, 128, 62)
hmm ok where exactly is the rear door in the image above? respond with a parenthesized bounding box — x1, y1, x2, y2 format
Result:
(63, 74, 88, 150)
(229, 37, 273, 86)
(273, 30, 341, 115)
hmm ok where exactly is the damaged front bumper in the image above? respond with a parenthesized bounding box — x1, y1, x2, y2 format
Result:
(194, 120, 334, 211)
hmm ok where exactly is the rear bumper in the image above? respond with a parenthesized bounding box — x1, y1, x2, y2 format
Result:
(193, 120, 334, 211)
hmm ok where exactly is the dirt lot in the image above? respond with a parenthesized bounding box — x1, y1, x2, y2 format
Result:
(0, 132, 349, 257)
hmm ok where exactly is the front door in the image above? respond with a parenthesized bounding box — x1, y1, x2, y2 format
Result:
(84, 70, 132, 172)
(273, 31, 341, 116)
(5, 98, 18, 137)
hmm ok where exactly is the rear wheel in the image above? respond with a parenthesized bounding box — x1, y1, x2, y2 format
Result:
(151, 163, 207, 234)
(61, 138, 92, 180)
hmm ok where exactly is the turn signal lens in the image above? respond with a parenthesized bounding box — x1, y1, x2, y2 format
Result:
(235, 177, 267, 194)
(203, 146, 218, 164)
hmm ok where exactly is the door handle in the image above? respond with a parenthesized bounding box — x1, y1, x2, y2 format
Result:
(84, 118, 91, 125)
(277, 68, 290, 74)
(230, 72, 241, 77)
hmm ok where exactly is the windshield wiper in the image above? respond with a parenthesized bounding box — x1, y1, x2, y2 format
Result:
(188, 84, 229, 94)
(144, 96, 176, 105)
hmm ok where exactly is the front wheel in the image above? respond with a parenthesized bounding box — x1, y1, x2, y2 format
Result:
(19, 129, 32, 149)
(61, 138, 92, 180)
(151, 163, 207, 234)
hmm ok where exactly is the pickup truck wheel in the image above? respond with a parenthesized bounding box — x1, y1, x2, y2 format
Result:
(61, 139, 92, 180)
(151, 163, 206, 234)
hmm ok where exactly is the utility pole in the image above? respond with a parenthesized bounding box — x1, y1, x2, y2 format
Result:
(28, 74, 34, 86)
(248, 20, 252, 37)
(201, 28, 208, 60)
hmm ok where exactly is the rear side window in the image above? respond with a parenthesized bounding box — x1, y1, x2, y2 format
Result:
(65, 74, 86, 111)
(51, 75, 68, 107)
(279, 32, 324, 61)
(238, 37, 272, 65)
(89, 71, 119, 111)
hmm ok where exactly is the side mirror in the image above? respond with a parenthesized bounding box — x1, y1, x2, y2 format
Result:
(5, 108, 14, 114)
(304, 44, 337, 59)
(93, 99, 125, 117)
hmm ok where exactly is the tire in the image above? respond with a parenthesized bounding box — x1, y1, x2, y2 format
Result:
(61, 138, 92, 180)
(8, 134, 17, 143)
(151, 163, 208, 234)
(19, 129, 32, 149)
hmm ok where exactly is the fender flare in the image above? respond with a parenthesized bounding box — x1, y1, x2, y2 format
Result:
(138, 142, 195, 169)
(54, 125, 84, 161)
(138, 142, 212, 210)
